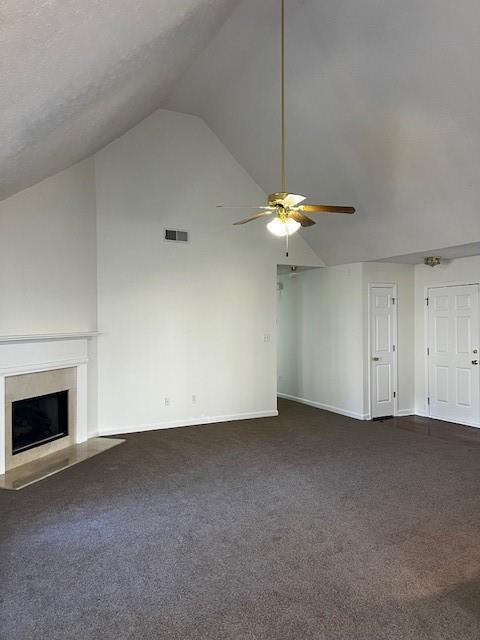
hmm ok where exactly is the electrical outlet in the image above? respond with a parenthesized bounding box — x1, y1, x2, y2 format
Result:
(264, 333, 271, 343)
(192, 394, 197, 404)
(164, 397, 170, 407)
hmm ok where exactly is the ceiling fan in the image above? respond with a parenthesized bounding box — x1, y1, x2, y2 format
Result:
(217, 0, 355, 254)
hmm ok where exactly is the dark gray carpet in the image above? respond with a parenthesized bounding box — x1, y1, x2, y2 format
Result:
(2, 399, 480, 639)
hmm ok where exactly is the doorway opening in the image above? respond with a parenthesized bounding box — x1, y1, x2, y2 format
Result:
(276, 265, 319, 409)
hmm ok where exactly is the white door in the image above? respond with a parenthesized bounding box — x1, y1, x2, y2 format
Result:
(428, 284, 480, 426)
(370, 285, 396, 418)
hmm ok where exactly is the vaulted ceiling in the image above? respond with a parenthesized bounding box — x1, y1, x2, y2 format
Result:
(3, 0, 480, 265)
(0, 0, 239, 199)
(169, 0, 480, 264)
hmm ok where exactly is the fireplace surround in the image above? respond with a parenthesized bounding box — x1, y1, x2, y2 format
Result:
(5, 367, 77, 470)
(0, 333, 97, 476)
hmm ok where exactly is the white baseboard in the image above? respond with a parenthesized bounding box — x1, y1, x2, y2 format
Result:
(405, 409, 480, 429)
(396, 409, 415, 417)
(277, 393, 368, 421)
(96, 409, 279, 437)
(415, 409, 427, 417)
(417, 410, 479, 429)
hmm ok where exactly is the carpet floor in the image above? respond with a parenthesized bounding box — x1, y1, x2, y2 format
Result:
(1, 399, 480, 639)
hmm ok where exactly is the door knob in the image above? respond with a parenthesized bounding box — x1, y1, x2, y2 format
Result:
(472, 360, 479, 365)
(372, 357, 380, 361)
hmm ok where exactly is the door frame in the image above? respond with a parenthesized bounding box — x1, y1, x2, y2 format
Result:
(367, 282, 398, 420)
(424, 280, 480, 428)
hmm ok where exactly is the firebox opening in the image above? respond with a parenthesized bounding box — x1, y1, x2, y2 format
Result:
(12, 390, 69, 455)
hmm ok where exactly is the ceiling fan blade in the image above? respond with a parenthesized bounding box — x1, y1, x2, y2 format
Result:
(217, 205, 274, 210)
(233, 211, 272, 225)
(289, 211, 316, 227)
(283, 193, 307, 207)
(300, 204, 356, 214)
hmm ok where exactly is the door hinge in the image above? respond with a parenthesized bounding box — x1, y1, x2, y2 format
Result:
(393, 391, 396, 398)
(393, 344, 396, 352)
(427, 347, 430, 356)
(427, 397, 430, 405)
(426, 297, 429, 306)
(392, 297, 396, 304)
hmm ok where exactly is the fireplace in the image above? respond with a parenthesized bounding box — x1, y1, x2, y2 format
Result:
(0, 332, 96, 477)
(5, 367, 77, 471)
(12, 390, 69, 455)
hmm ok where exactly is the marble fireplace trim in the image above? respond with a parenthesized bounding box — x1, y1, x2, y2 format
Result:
(0, 333, 98, 476)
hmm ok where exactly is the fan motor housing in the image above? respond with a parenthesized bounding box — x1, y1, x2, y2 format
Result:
(268, 192, 291, 207)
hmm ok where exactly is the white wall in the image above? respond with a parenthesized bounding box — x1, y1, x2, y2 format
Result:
(0, 159, 97, 335)
(0, 159, 99, 432)
(0, 108, 321, 438)
(277, 261, 415, 419)
(95, 109, 321, 434)
(414, 255, 480, 414)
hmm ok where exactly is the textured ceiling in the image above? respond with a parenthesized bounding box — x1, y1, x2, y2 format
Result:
(169, 0, 480, 265)
(0, 0, 239, 199)
(4, 0, 480, 266)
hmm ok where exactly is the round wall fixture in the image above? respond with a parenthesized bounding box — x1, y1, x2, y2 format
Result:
(424, 256, 441, 267)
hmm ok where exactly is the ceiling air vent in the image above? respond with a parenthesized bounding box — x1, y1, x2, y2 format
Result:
(164, 229, 189, 243)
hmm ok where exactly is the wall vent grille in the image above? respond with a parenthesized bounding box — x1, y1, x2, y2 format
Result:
(164, 229, 189, 243)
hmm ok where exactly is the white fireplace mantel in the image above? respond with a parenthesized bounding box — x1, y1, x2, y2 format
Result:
(0, 331, 100, 344)
(0, 332, 98, 475)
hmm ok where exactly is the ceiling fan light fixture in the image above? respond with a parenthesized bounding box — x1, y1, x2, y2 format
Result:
(217, 0, 356, 254)
(267, 216, 301, 237)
